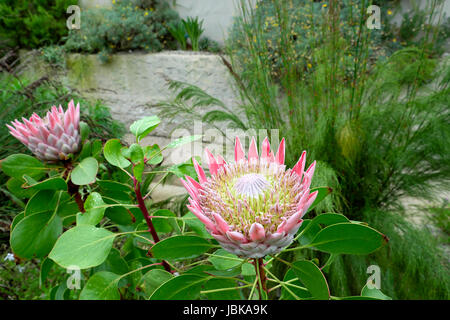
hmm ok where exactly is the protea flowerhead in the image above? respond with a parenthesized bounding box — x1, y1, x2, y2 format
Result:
(7, 100, 81, 162)
(181, 137, 318, 258)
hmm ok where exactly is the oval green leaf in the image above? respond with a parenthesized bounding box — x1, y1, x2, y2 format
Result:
(70, 157, 98, 185)
(150, 274, 208, 300)
(79, 271, 121, 300)
(140, 269, 174, 297)
(208, 249, 243, 271)
(130, 116, 160, 142)
(361, 284, 392, 300)
(103, 139, 131, 168)
(49, 225, 116, 269)
(151, 235, 213, 261)
(310, 223, 388, 255)
(10, 211, 62, 259)
(22, 175, 67, 191)
(76, 192, 106, 226)
(291, 260, 330, 300)
(0, 154, 46, 179)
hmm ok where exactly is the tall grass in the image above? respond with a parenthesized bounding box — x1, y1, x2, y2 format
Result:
(160, 0, 449, 299)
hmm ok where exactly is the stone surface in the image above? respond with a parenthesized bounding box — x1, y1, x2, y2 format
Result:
(63, 51, 240, 138)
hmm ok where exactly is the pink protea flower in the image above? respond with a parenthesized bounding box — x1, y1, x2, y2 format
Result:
(7, 100, 81, 162)
(181, 137, 318, 258)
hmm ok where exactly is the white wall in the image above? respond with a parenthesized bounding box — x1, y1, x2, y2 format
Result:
(166, 0, 244, 45)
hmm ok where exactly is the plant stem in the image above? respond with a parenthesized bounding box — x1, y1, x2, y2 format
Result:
(254, 257, 268, 299)
(133, 177, 171, 273)
(63, 161, 85, 212)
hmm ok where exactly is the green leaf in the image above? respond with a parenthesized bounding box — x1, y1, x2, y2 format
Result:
(297, 214, 349, 246)
(297, 220, 322, 246)
(165, 135, 202, 148)
(91, 139, 103, 158)
(78, 140, 92, 160)
(183, 212, 213, 238)
(50, 282, 70, 300)
(208, 249, 243, 271)
(202, 278, 240, 300)
(105, 205, 137, 226)
(150, 274, 208, 300)
(10, 211, 25, 231)
(361, 284, 392, 300)
(70, 157, 98, 185)
(338, 296, 381, 300)
(183, 264, 215, 276)
(79, 121, 90, 142)
(307, 186, 332, 212)
(310, 222, 388, 255)
(241, 262, 256, 276)
(6, 177, 36, 199)
(79, 271, 121, 300)
(140, 269, 174, 297)
(133, 162, 145, 182)
(24, 190, 56, 216)
(97, 180, 132, 193)
(57, 200, 79, 226)
(103, 139, 131, 168)
(151, 235, 213, 261)
(280, 268, 312, 300)
(205, 266, 242, 278)
(93, 248, 129, 275)
(1, 154, 47, 179)
(168, 163, 197, 178)
(76, 192, 106, 226)
(130, 116, 160, 142)
(40, 257, 54, 288)
(10, 211, 62, 259)
(22, 175, 67, 191)
(123, 143, 144, 163)
(49, 225, 116, 269)
(312, 213, 350, 226)
(291, 260, 330, 300)
(152, 209, 178, 233)
(144, 144, 163, 165)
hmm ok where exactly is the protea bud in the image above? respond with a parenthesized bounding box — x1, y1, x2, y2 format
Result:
(181, 137, 318, 258)
(7, 100, 81, 162)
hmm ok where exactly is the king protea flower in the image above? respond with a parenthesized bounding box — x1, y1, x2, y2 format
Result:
(181, 137, 318, 258)
(7, 100, 81, 162)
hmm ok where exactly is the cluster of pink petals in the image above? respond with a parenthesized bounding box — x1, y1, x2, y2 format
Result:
(7, 100, 81, 162)
(181, 137, 318, 258)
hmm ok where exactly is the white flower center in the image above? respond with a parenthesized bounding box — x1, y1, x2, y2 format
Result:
(234, 173, 270, 198)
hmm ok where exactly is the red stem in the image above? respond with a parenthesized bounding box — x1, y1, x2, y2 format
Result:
(254, 258, 268, 299)
(133, 178, 172, 273)
(64, 161, 85, 212)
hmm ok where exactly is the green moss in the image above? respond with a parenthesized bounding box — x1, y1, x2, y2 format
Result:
(66, 54, 96, 90)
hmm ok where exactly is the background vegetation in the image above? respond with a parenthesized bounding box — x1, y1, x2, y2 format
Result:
(162, 0, 450, 299)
